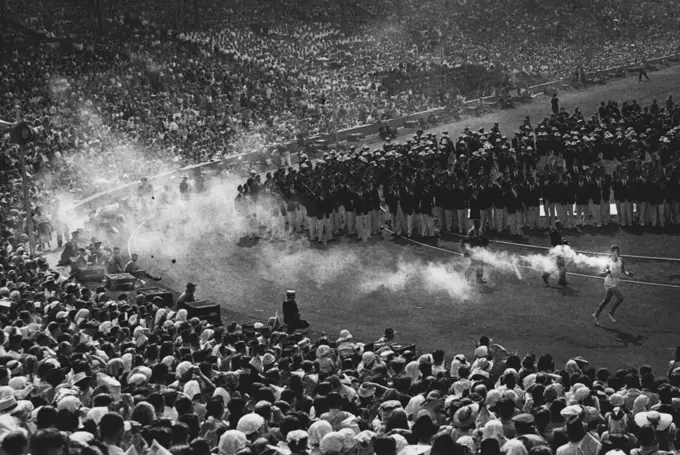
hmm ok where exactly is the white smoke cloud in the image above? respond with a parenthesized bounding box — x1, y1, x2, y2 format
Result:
(43, 67, 614, 303)
(121, 178, 614, 302)
(359, 258, 472, 300)
(469, 245, 610, 281)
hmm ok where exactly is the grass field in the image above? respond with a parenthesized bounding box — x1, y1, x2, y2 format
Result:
(141, 65, 680, 376)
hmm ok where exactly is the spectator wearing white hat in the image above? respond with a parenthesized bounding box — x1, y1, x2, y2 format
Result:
(309, 420, 333, 455)
(630, 425, 671, 455)
(218, 430, 247, 455)
(236, 412, 267, 442)
(634, 411, 676, 452)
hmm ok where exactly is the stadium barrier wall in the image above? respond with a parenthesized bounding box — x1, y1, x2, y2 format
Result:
(73, 53, 680, 213)
(73, 107, 446, 212)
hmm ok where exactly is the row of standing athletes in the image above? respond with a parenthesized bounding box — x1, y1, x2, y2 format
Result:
(239, 199, 385, 242)
(239, 194, 680, 241)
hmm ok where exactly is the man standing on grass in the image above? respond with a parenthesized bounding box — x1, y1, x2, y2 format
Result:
(575, 174, 590, 227)
(282, 290, 309, 332)
(638, 61, 650, 81)
(542, 220, 568, 286)
(614, 172, 632, 227)
(463, 219, 488, 284)
(551, 93, 560, 115)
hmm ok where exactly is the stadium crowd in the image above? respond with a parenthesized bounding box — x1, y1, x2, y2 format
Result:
(3, 0, 680, 200)
(1, 249, 680, 455)
(234, 97, 680, 243)
(4, 0, 680, 453)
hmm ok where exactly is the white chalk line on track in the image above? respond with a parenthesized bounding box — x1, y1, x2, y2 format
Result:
(441, 230, 680, 263)
(381, 227, 680, 290)
(127, 220, 148, 258)
(376, 206, 680, 263)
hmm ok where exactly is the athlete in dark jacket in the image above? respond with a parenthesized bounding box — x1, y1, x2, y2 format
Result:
(542, 220, 568, 286)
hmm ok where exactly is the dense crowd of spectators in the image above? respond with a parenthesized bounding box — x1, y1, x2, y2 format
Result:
(1, 248, 680, 455)
(3, 2, 680, 454)
(3, 0, 680, 203)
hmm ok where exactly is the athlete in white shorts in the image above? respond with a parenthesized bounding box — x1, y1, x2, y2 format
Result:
(593, 245, 634, 326)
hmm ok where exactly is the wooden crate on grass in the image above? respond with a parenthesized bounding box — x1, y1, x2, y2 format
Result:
(178, 300, 222, 326)
(75, 265, 106, 282)
(137, 287, 174, 308)
(105, 273, 136, 291)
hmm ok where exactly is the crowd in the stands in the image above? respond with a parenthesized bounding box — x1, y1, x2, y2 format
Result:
(1, 243, 680, 455)
(3, 1, 680, 454)
(3, 0, 680, 201)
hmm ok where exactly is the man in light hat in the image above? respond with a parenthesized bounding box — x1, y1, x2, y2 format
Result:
(507, 413, 549, 453)
(281, 290, 308, 333)
(236, 413, 266, 441)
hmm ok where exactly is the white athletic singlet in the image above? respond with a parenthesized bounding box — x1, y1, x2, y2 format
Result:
(604, 257, 622, 289)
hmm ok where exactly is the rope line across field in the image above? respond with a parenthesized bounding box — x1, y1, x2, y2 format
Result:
(381, 226, 680, 290)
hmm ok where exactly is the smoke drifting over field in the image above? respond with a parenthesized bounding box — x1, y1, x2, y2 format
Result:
(48, 83, 609, 303)
(54, 152, 613, 305)
(120, 178, 610, 303)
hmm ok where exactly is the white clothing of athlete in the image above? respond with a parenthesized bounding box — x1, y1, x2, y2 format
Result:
(593, 246, 633, 326)
(604, 257, 623, 289)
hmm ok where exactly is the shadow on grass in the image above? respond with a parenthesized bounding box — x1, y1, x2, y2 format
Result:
(236, 237, 260, 248)
(478, 284, 497, 295)
(557, 285, 580, 297)
(598, 326, 647, 347)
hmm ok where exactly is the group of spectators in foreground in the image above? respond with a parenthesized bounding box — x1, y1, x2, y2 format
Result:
(228, 97, 680, 243)
(1, 243, 680, 455)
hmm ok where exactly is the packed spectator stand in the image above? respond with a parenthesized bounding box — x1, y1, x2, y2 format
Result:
(3, 0, 680, 196)
(1, 256, 680, 455)
(3, 0, 680, 453)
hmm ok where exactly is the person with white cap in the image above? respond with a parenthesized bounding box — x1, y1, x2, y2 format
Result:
(236, 413, 267, 442)
(287, 429, 309, 454)
(634, 411, 676, 452)
(630, 425, 671, 455)
(218, 430, 248, 455)
(309, 420, 333, 455)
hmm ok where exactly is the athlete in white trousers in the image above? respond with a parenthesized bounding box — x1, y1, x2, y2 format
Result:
(593, 245, 634, 326)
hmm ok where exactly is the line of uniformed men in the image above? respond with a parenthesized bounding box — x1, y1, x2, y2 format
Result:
(235, 168, 680, 242)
